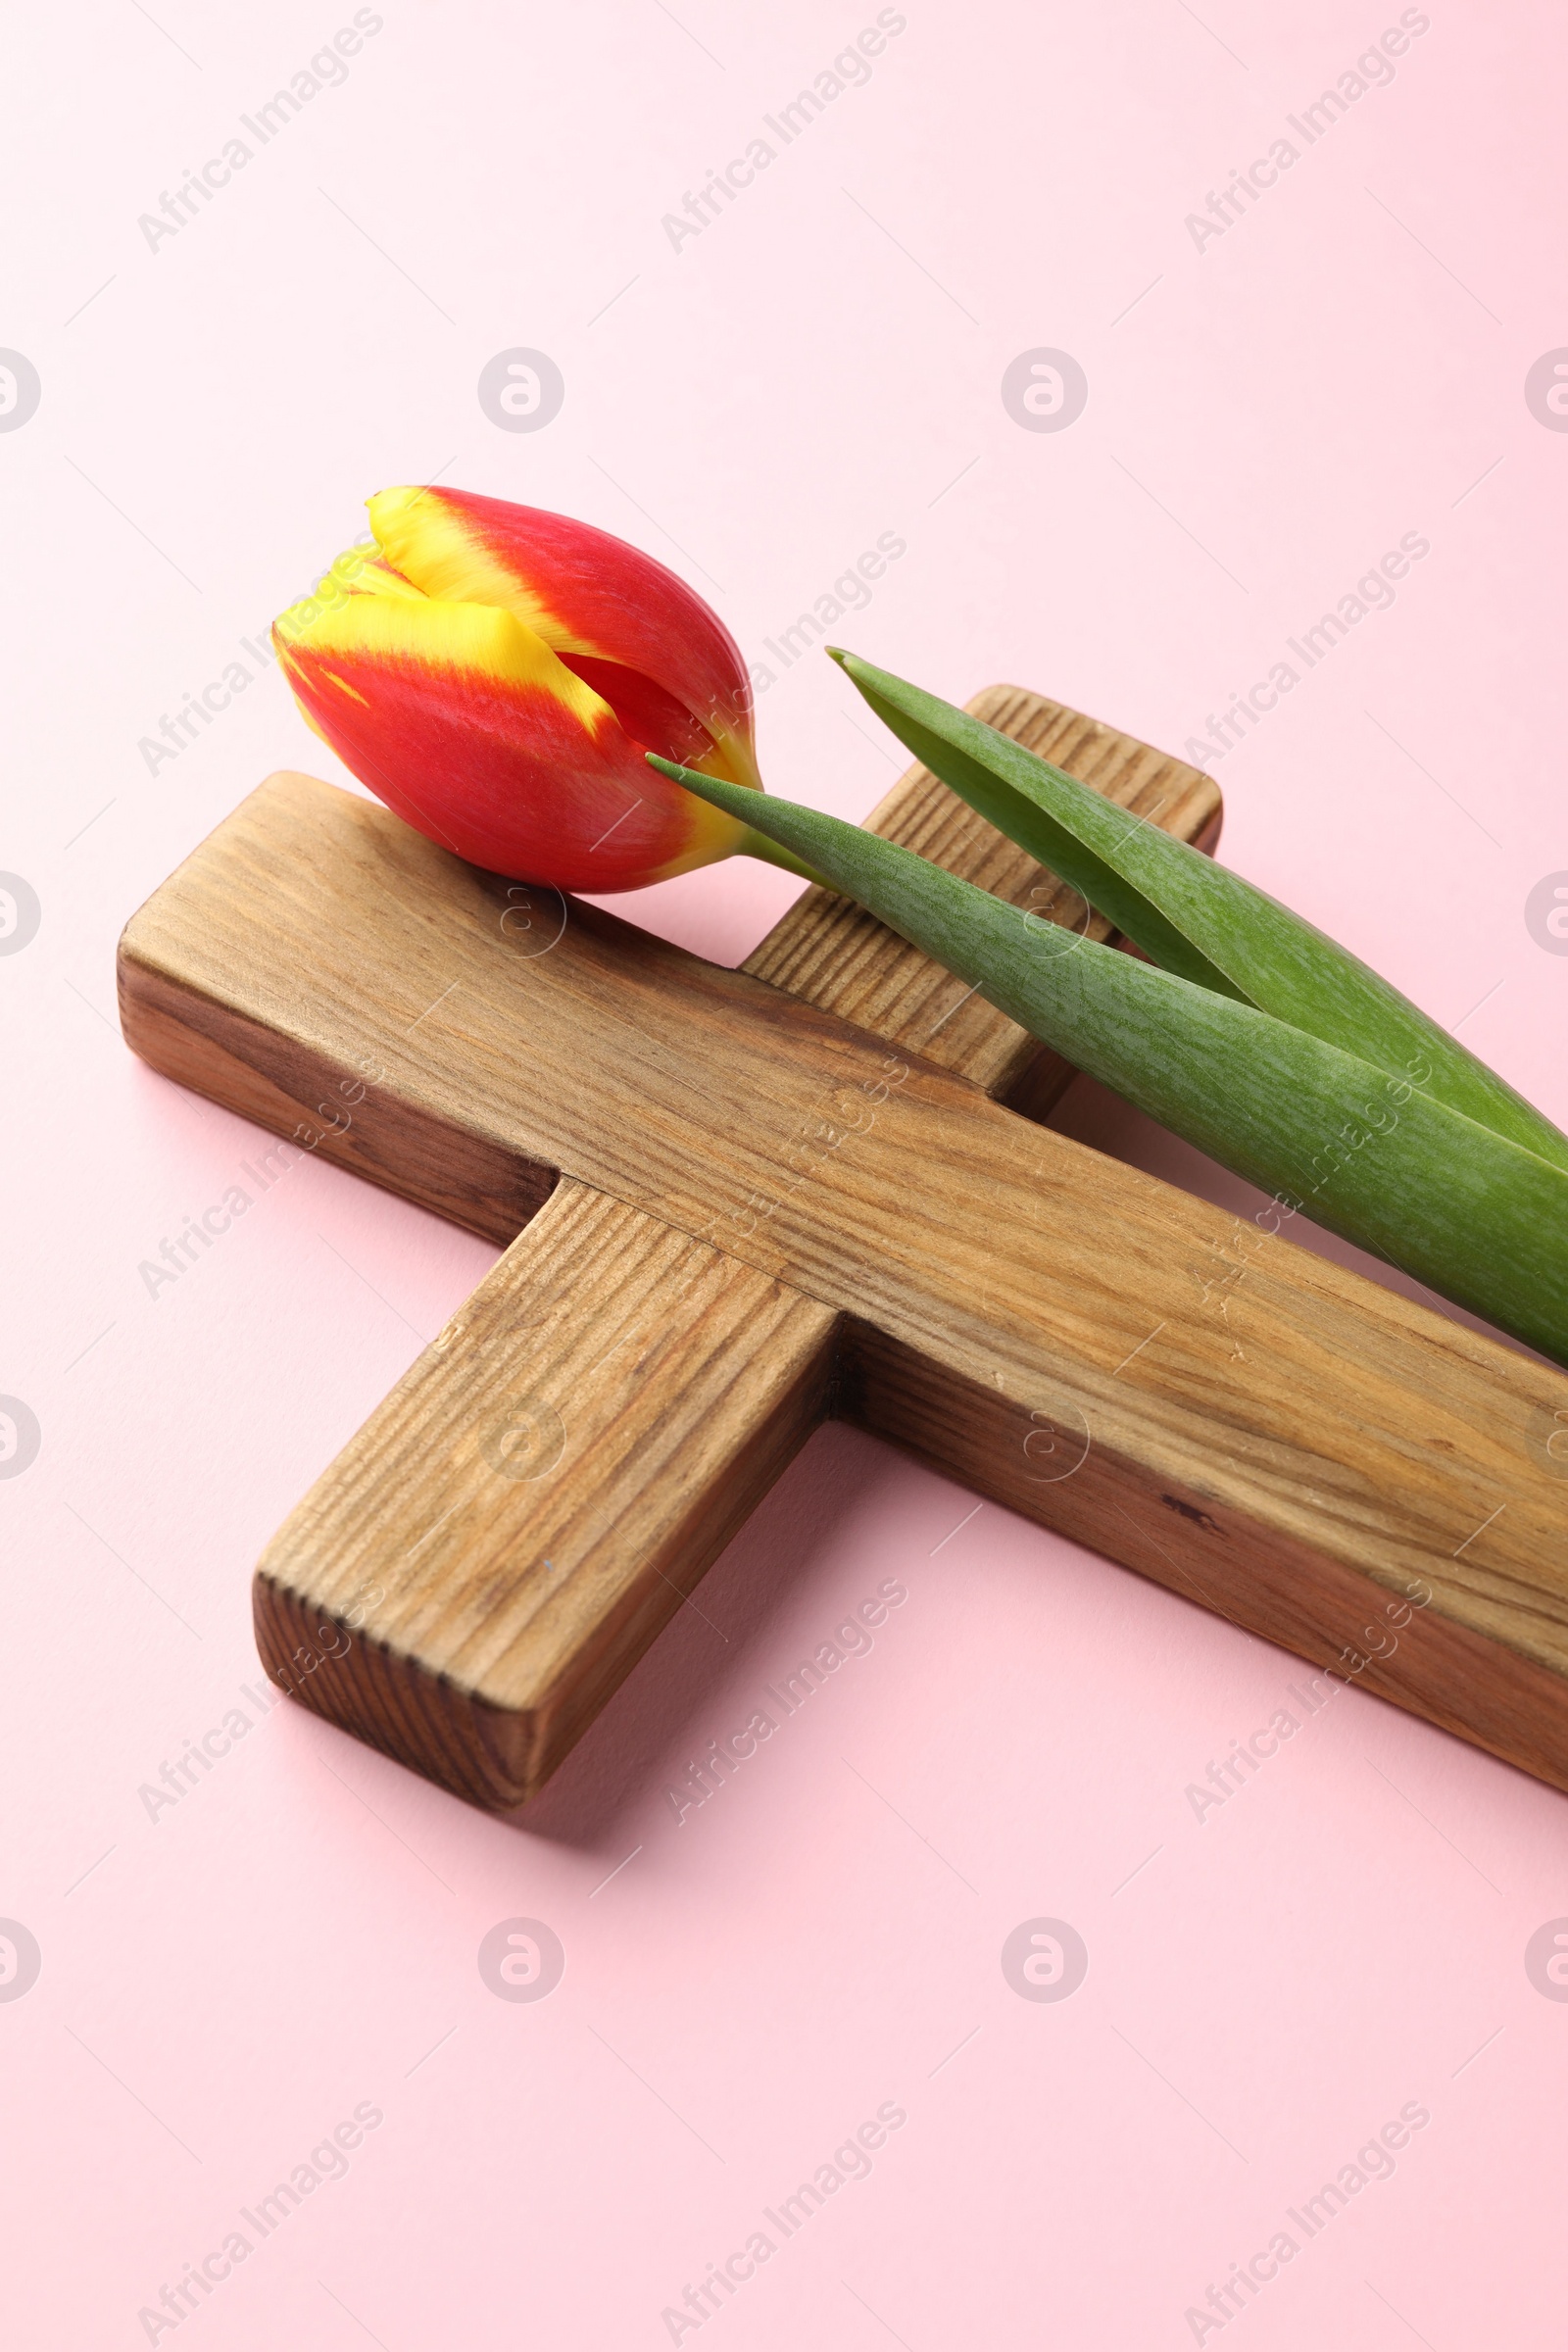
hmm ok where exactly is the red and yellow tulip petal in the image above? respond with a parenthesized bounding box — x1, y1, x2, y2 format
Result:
(291, 539, 409, 615)
(368, 485, 760, 787)
(272, 590, 749, 891)
(345, 552, 427, 603)
(548, 652, 713, 769)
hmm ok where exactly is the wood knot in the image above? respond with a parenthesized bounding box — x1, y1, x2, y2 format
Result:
(1160, 1494, 1222, 1535)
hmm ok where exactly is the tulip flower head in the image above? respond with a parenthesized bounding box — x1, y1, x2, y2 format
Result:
(273, 487, 800, 892)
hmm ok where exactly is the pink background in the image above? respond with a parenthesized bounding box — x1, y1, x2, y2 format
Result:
(4, 1, 1567, 2343)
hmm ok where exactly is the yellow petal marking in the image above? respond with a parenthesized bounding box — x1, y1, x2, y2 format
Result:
(275, 588, 618, 741)
(347, 556, 427, 604)
(368, 485, 596, 656)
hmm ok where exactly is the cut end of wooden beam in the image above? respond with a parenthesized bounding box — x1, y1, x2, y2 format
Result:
(250, 1182, 839, 1808)
(116, 771, 559, 1246)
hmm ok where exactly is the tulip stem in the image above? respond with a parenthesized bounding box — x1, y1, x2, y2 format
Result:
(742, 828, 835, 890)
(646, 753, 834, 889)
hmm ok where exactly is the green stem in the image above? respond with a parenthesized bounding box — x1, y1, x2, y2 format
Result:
(741, 825, 834, 890)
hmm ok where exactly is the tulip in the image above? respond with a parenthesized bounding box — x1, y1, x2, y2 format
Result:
(273, 485, 806, 892)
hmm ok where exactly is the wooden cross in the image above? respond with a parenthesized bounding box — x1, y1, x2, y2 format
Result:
(118, 687, 1568, 1811)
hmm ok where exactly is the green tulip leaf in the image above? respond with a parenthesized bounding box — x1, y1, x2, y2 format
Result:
(827, 651, 1568, 1177)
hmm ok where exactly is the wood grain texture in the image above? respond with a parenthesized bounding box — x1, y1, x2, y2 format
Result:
(153, 689, 1218, 1806)
(117, 697, 1568, 1809)
(120, 691, 1218, 1802)
(256, 1180, 836, 1808)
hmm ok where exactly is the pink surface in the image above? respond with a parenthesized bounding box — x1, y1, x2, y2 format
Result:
(3, 1, 1566, 2343)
